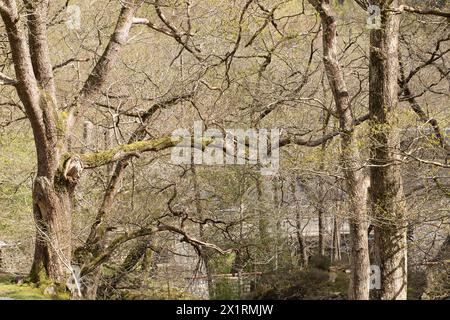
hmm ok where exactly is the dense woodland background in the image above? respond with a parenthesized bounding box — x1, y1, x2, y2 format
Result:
(0, 0, 449, 300)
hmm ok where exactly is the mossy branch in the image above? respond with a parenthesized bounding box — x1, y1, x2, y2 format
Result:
(76, 136, 213, 169)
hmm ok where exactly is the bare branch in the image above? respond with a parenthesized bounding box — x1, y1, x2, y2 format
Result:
(156, 224, 232, 255)
(279, 114, 369, 148)
(0, 1, 10, 14)
(66, 3, 140, 131)
(52, 58, 90, 71)
(24, 0, 57, 102)
(80, 222, 230, 277)
(0, 71, 17, 86)
(399, 5, 450, 18)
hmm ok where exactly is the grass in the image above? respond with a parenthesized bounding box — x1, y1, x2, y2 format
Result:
(0, 273, 69, 300)
(0, 283, 50, 300)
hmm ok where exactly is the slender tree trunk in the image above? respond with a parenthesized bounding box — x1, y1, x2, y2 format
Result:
(318, 106, 330, 257)
(191, 164, 215, 299)
(368, 0, 408, 300)
(423, 235, 450, 299)
(308, 0, 370, 299)
(347, 178, 370, 300)
(273, 177, 281, 270)
(82, 121, 93, 154)
(292, 178, 308, 268)
(332, 214, 341, 263)
(256, 176, 269, 244)
(296, 212, 308, 268)
(104, 127, 115, 175)
(76, 160, 128, 298)
(318, 206, 326, 256)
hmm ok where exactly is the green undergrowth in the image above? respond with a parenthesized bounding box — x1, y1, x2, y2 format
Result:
(0, 273, 69, 300)
(105, 278, 203, 300)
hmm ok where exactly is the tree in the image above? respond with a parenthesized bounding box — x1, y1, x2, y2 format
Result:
(368, 0, 408, 299)
(307, 0, 370, 299)
(0, 0, 179, 283)
(0, 0, 448, 300)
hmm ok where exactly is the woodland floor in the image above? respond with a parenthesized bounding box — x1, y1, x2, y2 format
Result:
(0, 272, 68, 300)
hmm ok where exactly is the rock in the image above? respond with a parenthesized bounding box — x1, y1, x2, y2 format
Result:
(43, 285, 56, 296)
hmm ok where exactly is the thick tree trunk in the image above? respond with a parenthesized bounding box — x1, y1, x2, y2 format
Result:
(369, 0, 408, 300)
(30, 173, 75, 283)
(0, 3, 69, 284)
(0, 0, 141, 288)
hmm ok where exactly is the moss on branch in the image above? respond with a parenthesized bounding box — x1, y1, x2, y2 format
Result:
(79, 136, 176, 168)
(77, 136, 213, 168)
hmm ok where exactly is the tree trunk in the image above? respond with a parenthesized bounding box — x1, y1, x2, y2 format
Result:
(332, 215, 341, 263)
(0, 0, 141, 288)
(256, 176, 269, 244)
(296, 212, 308, 268)
(0, 2, 74, 284)
(318, 206, 326, 256)
(293, 178, 308, 268)
(30, 173, 75, 283)
(369, 0, 408, 300)
(191, 164, 215, 298)
(347, 185, 370, 300)
(308, 0, 370, 299)
(423, 235, 450, 299)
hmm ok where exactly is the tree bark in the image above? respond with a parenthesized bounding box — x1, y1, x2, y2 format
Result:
(293, 178, 308, 268)
(423, 235, 450, 299)
(332, 215, 342, 263)
(24, 0, 57, 102)
(318, 205, 326, 256)
(191, 164, 215, 299)
(0, 1, 70, 283)
(308, 0, 370, 299)
(0, 0, 143, 285)
(30, 176, 76, 283)
(296, 212, 308, 268)
(369, 0, 408, 300)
